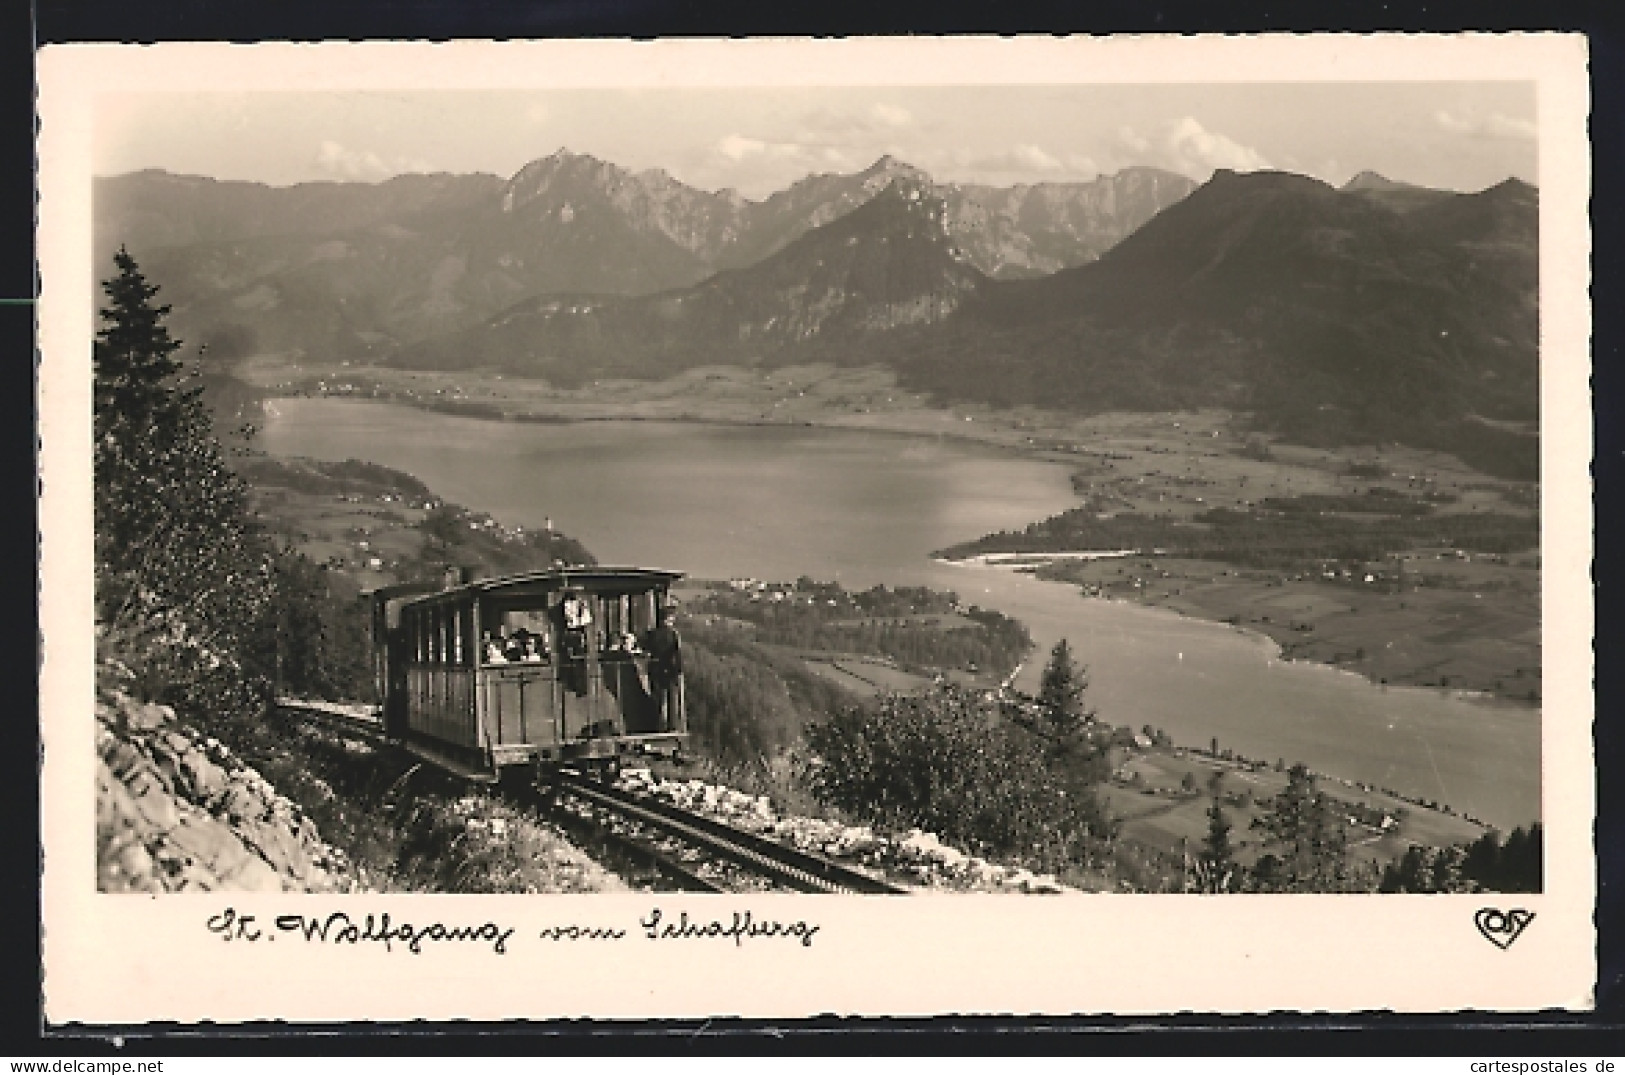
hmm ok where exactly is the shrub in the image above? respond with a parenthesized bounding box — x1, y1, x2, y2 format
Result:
(803, 686, 1112, 871)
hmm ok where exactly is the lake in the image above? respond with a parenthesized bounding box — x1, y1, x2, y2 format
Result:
(260, 398, 1542, 829)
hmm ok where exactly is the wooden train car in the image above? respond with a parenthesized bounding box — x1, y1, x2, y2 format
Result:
(370, 567, 688, 780)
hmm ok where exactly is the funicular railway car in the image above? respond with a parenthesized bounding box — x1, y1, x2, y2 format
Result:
(370, 568, 688, 781)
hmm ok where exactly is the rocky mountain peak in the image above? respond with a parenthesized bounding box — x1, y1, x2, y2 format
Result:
(1343, 170, 1412, 192)
(859, 155, 930, 185)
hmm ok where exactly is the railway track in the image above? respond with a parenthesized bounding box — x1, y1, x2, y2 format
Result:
(276, 699, 385, 743)
(276, 700, 907, 895)
(545, 772, 907, 895)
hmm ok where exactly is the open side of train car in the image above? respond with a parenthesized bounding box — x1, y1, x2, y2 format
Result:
(370, 568, 688, 780)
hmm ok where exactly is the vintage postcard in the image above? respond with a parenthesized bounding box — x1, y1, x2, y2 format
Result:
(38, 34, 1594, 1022)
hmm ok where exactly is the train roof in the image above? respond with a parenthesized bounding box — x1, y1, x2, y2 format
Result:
(384, 566, 686, 609)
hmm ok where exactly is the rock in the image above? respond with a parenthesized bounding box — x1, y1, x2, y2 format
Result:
(95, 664, 358, 894)
(129, 701, 174, 731)
(127, 779, 179, 833)
(219, 782, 264, 824)
(218, 853, 286, 893)
(168, 813, 252, 879)
(101, 739, 148, 782)
(116, 841, 154, 881)
(178, 749, 227, 805)
(240, 819, 313, 882)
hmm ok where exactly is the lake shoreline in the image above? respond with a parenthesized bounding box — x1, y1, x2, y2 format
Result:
(256, 378, 1540, 709)
(937, 555, 1538, 715)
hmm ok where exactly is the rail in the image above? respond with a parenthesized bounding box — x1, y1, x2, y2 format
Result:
(549, 771, 907, 895)
(276, 699, 385, 741)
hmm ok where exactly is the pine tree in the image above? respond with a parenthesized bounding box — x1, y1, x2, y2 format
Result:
(1194, 799, 1237, 893)
(94, 247, 183, 442)
(1251, 763, 1350, 892)
(93, 249, 276, 716)
(1037, 637, 1091, 740)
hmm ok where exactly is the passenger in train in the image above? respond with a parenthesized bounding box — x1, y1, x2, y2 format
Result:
(643, 603, 683, 731)
(560, 590, 592, 659)
(557, 591, 592, 694)
(563, 590, 593, 630)
(483, 631, 508, 664)
(520, 632, 547, 663)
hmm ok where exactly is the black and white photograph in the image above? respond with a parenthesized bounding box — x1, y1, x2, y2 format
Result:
(38, 35, 1594, 1019)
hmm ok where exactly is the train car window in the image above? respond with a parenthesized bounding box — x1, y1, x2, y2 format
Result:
(451, 605, 465, 666)
(632, 590, 657, 635)
(601, 594, 624, 644)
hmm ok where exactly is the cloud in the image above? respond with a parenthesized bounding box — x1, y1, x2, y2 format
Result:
(1435, 110, 1537, 140)
(1111, 117, 1271, 179)
(314, 139, 430, 180)
(1117, 125, 1150, 154)
(1162, 116, 1272, 174)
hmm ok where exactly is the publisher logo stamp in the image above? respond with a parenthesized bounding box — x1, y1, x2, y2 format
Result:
(1475, 907, 1536, 949)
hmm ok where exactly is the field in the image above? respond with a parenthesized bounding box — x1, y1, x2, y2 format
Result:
(794, 653, 940, 694)
(1103, 748, 1490, 874)
(1035, 551, 1540, 701)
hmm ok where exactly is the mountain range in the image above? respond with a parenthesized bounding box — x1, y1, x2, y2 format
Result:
(405, 167, 1538, 477)
(93, 155, 1537, 479)
(887, 169, 1539, 476)
(94, 152, 1196, 360)
(396, 178, 984, 375)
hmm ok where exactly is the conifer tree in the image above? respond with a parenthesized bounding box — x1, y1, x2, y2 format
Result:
(94, 247, 183, 443)
(1251, 763, 1350, 891)
(1194, 799, 1237, 893)
(93, 249, 275, 715)
(1037, 637, 1091, 740)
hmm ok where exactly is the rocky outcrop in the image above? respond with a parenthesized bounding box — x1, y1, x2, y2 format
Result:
(96, 682, 357, 894)
(949, 167, 1198, 278)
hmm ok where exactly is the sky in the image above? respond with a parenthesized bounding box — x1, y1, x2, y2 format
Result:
(95, 82, 1538, 198)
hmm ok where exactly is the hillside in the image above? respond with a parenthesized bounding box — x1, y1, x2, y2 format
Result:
(1341, 170, 1456, 213)
(239, 455, 596, 586)
(880, 169, 1539, 476)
